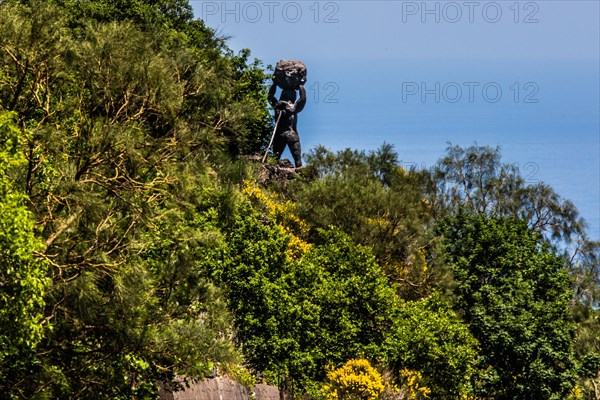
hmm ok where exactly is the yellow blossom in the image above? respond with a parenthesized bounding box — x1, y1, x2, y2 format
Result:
(243, 180, 311, 260)
(323, 359, 384, 400)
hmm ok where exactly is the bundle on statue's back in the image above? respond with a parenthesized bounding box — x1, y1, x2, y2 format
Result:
(272, 60, 307, 90)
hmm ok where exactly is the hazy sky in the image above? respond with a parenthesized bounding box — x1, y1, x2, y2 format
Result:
(190, 1, 599, 62)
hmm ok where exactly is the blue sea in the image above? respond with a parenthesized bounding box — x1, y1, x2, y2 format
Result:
(292, 58, 600, 240)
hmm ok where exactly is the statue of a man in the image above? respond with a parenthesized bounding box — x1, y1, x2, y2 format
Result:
(267, 60, 307, 168)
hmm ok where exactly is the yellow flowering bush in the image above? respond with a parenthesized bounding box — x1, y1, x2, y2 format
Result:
(398, 369, 430, 400)
(242, 180, 311, 259)
(323, 359, 385, 400)
(565, 385, 583, 400)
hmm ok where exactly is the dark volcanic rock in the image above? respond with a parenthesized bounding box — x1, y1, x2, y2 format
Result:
(244, 155, 299, 185)
(259, 161, 297, 185)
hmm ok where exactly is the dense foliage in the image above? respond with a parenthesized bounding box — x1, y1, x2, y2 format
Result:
(440, 214, 577, 399)
(0, 111, 49, 396)
(1, 0, 598, 399)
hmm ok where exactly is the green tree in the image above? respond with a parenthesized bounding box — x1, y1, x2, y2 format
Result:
(433, 145, 600, 396)
(0, 1, 269, 396)
(572, 303, 600, 399)
(385, 294, 479, 398)
(55, 0, 195, 29)
(214, 199, 398, 394)
(570, 239, 600, 399)
(432, 144, 585, 243)
(296, 228, 398, 372)
(440, 213, 577, 399)
(291, 145, 446, 300)
(0, 111, 49, 397)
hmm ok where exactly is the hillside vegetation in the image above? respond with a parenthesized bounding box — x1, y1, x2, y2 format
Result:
(1, 1, 599, 399)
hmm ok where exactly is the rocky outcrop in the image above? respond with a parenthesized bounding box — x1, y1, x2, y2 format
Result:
(254, 384, 280, 400)
(258, 159, 298, 185)
(159, 377, 280, 400)
(245, 156, 300, 186)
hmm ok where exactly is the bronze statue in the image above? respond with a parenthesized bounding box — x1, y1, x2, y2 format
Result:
(265, 60, 307, 168)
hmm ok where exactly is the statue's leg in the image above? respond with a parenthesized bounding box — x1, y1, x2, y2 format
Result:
(286, 130, 302, 168)
(272, 134, 286, 160)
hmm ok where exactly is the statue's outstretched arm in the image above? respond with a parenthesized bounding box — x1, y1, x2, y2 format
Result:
(268, 83, 278, 108)
(294, 85, 307, 114)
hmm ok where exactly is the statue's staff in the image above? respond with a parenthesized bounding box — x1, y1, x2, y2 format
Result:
(262, 111, 283, 164)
